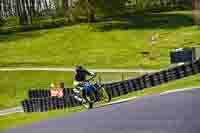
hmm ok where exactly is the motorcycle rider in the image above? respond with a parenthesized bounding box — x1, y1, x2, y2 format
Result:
(73, 66, 96, 103)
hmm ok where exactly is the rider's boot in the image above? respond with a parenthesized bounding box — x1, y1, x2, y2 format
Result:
(74, 96, 86, 103)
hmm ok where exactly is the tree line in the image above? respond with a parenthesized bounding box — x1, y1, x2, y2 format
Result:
(0, 0, 198, 26)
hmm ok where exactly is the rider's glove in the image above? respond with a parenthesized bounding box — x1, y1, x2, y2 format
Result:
(90, 71, 96, 76)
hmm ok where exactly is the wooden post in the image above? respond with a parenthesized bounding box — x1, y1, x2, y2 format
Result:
(98, 73, 102, 84)
(121, 73, 125, 81)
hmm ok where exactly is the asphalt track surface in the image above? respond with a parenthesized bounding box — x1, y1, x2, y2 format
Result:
(6, 88, 200, 133)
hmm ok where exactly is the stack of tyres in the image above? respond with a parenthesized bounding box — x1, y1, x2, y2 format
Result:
(157, 72, 166, 84)
(52, 97, 57, 110)
(184, 63, 194, 76)
(177, 65, 185, 78)
(164, 70, 173, 82)
(69, 96, 75, 107)
(142, 74, 153, 88)
(22, 95, 78, 112)
(63, 88, 73, 97)
(38, 89, 41, 99)
(116, 82, 123, 96)
(110, 83, 120, 97)
(135, 78, 145, 90)
(66, 96, 73, 108)
(39, 98, 44, 112)
(35, 98, 41, 112)
(43, 98, 49, 112)
(21, 100, 29, 112)
(28, 88, 49, 99)
(48, 97, 54, 110)
(123, 80, 134, 93)
(28, 90, 33, 99)
(43, 98, 48, 112)
(57, 98, 63, 109)
(173, 67, 182, 79)
(112, 83, 121, 97)
(180, 65, 188, 77)
(139, 77, 145, 90)
(193, 59, 200, 72)
(63, 97, 69, 108)
(162, 70, 171, 82)
(119, 82, 128, 95)
(151, 73, 162, 86)
(192, 62, 200, 74)
(28, 100, 33, 112)
(130, 79, 140, 91)
(58, 97, 66, 109)
(169, 68, 177, 80)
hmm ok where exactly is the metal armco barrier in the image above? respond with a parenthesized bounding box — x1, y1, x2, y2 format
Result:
(22, 59, 200, 112)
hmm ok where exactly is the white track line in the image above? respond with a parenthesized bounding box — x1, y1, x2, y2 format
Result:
(0, 106, 23, 116)
(0, 68, 159, 73)
(160, 87, 200, 95)
(95, 96, 138, 108)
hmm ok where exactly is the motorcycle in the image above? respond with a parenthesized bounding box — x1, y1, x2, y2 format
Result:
(73, 74, 111, 109)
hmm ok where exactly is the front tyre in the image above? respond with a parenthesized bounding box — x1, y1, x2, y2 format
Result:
(99, 87, 111, 102)
(82, 91, 96, 109)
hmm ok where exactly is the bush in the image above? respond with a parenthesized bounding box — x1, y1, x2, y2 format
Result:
(0, 17, 6, 26)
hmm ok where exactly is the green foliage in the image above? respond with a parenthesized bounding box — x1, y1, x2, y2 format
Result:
(95, 0, 128, 16)
(0, 17, 18, 27)
(0, 18, 5, 26)
(66, 0, 128, 22)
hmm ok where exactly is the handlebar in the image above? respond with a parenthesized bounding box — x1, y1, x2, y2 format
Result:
(85, 73, 96, 82)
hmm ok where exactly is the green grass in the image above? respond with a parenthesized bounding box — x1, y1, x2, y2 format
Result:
(0, 71, 138, 109)
(0, 106, 84, 132)
(1, 73, 200, 131)
(0, 71, 73, 109)
(0, 10, 199, 69)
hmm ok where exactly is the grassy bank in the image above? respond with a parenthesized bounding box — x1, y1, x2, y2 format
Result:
(0, 11, 198, 69)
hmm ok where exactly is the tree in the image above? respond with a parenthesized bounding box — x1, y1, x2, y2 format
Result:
(193, 0, 200, 24)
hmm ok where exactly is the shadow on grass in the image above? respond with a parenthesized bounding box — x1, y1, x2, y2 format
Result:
(0, 22, 65, 43)
(92, 12, 194, 31)
(0, 32, 45, 43)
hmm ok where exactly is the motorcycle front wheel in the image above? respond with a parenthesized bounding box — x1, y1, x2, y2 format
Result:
(82, 91, 96, 109)
(98, 87, 111, 102)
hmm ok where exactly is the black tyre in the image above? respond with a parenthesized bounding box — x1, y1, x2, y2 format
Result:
(82, 91, 95, 109)
(99, 87, 111, 102)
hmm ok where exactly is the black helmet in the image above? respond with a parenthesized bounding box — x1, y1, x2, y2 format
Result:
(75, 65, 83, 71)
